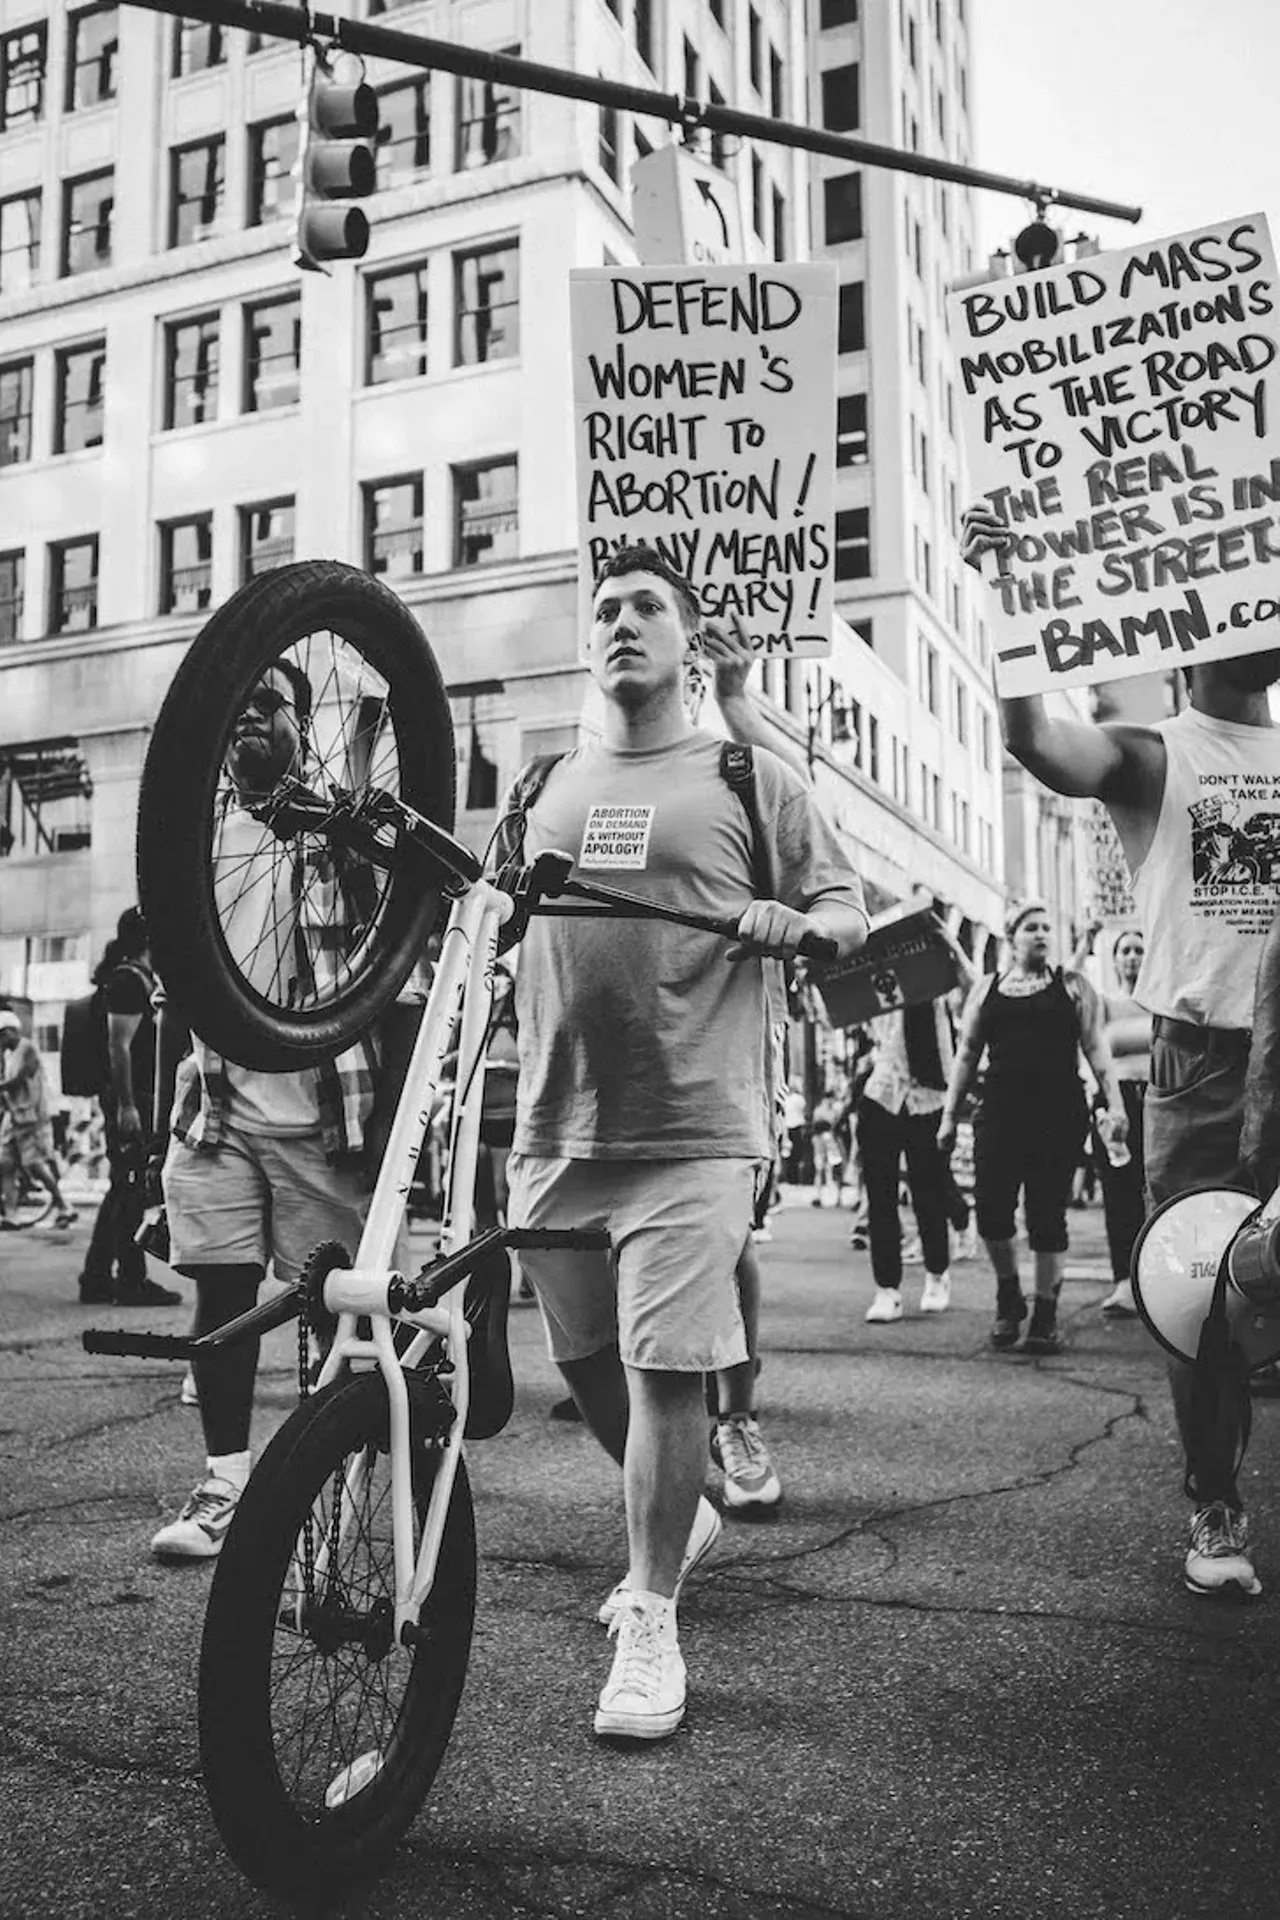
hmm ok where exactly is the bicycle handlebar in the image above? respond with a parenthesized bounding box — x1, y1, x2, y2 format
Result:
(534, 872, 839, 964)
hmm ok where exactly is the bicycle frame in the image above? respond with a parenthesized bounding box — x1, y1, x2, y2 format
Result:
(305, 873, 513, 1641)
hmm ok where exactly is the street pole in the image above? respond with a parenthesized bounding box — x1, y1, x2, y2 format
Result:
(119, 0, 1143, 225)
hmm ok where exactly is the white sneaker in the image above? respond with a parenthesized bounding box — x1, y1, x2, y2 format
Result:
(1185, 1502, 1262, 1598)
(593, 1592, 686, 1740)
(179, 1367, 199, 1408)
(920, 1272, 951, 1314)
(1101, 1280, 1138, 1318)
(150, 1475, 241, 1560)
(597, 1493, 722, 1625)
(714, 1415, 783, 1511)
(865, 1287, 904, 1323)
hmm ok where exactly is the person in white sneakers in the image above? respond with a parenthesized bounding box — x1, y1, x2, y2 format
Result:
(149, 662, 375, 1561)
(859, 962, 973, 1325)
(501, 546, 867, 1739)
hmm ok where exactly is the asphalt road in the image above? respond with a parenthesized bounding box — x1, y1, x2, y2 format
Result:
(2, 1194, 1279, 1920)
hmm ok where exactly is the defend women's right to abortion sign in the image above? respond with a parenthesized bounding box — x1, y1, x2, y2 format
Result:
(946, 212, 1280, 696)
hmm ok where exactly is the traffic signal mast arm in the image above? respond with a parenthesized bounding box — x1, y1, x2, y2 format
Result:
(119, 0, 1142, 227)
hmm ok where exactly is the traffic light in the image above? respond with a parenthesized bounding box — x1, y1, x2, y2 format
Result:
(1012, 215, 1063, 274)
(293, 50, 377, 272)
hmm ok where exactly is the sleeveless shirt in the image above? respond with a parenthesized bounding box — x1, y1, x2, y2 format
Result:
(1130, 707, 1280, 1031)
(980, 969, 1086, 1114)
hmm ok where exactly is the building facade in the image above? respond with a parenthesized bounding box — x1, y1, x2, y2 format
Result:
(0, 0, 1008, 1085)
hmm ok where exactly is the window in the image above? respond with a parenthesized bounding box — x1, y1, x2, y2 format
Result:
(682, 36, 699, 98)
(599, 96, 620, 184)
(61, 170, 113, 276)
(821, 0, 859, 21)
(634, 0, 654, 70)
(850, 616, 873, 649)
(454, 458, 518, 567)
(0, 739, 93, 854)
(48, 536, 98, 635)
(54, 340, 105, 454)
(244, 295, 301, 411)
(248, 117, 299, 227)
(0, 191, 41, 297)
(240, 499, 295, 582)
(769, 46, 783, 118)
(824, 172, 862, 245)
(159, 514, 213, 614)
(748, 7, 762, 90)
(907, 13, 918, 69)
(980, 709, 993, 772)
(170, 137, 225, 247)
(172, 18, 224, 75)
(708, 81, 726, 169)
(821, 63, 860, 132)
(65, 5, 117, 110)
(920, 427, 930, 492)
(1, 23, 46, 130)
(456, 48, 520, 169)
(834, 507, 870, 580)
(922, 535, 933, 596)
(751, 154, 765, 239)
(635, 126, 653, 163)
(771, 186, 786, 262)
(836, 392, 867, 467)
(0, 552, 23, 644)
(377, 79, 431, 188)
(919, 636, 939, 714)
(709, 0, 725, 25)
(867, 713, 880, 784)
(454, 242, 519, 365)
(838, 280, 865, 352)
(365, 263, 429, 385)
(364, 476, 424, 581)
(952, 675, 968, 744)
(0, 361, 33, 468)
(164, 313, 219, 428)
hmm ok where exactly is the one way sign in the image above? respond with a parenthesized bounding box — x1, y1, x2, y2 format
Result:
(632, 143, 746, 266)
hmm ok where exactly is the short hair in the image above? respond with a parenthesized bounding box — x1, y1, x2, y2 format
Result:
(593, 545, 702, 634)
(116, 906, 148, 956)
(269, 656, 314, 728)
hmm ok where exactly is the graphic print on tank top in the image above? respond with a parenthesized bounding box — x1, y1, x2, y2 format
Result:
(1187, 770, 1280, 936)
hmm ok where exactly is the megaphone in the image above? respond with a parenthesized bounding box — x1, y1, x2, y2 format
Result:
(1132, 1185, 1280, 1370)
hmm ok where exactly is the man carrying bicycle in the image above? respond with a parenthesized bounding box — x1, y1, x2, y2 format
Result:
(504, 545, 868, 1740)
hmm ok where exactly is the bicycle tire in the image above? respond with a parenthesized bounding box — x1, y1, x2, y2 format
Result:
(137, 561, 455, 1070)
(199, 1370, 476, 1900)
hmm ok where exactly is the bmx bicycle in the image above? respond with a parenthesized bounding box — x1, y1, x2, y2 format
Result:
(84, 559, 836, 1902)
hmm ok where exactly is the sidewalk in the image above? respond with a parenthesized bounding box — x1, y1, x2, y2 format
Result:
(2, 1195, 1278, 1919)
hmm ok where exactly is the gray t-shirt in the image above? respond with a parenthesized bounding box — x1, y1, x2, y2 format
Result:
(512, 731, 866, 1160)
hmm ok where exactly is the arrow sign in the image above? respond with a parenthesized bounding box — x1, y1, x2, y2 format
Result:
(695, 176, 731, 250)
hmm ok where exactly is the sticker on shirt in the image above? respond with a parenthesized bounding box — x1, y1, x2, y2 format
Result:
(579, 805, 655, 870)
(1189, 779, 1280, 934)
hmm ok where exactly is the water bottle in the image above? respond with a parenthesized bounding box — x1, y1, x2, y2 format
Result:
(1098, 1109, 1131, 1169)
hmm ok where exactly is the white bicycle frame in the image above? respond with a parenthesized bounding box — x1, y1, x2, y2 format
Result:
(299, 873, 514, 1642)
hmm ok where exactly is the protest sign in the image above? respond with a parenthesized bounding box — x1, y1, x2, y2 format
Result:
(947, 212, 1280, 696)
(570, 264, 838, 657)
(812, 909, 961, 1028)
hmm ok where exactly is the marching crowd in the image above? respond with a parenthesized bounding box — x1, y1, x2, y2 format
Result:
(5, 522, 1280, 1742)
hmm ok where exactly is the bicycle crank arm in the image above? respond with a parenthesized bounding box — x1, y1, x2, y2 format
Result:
(83, 1329, 203, 1360)
(83, 1283, 307, 1361)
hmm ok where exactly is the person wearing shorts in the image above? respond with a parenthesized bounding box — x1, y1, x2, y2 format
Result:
(506, 545, 867, 1741)
(149, 662, 378, 1562)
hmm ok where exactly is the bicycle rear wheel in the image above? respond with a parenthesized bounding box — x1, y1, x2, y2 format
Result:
(199, 1370, 476, 1901)
(138, 561, 456, 1070)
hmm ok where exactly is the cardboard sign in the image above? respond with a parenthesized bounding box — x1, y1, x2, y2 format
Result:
(947, 213, 1280, 695)
(812, 910, 961, 1028)
(571, 264, 838, 657)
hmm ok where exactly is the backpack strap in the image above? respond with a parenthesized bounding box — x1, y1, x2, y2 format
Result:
(492, 753, 566, 877)
(718, 741, 773, 900)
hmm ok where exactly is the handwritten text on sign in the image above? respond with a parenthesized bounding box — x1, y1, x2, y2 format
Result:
(947, 213, 1280, 695)
(571, 266, 838, 658)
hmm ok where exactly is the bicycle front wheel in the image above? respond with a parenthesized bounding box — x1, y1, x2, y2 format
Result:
(199, 1371, 476, 1901)
(138, 561, 456, 1070)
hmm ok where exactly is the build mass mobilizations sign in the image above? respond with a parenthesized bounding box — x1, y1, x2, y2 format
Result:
(946, 212, 1280, 695)
(570, 265, 838, 656)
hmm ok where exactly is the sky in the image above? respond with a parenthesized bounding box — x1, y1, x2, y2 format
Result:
(969, 0, 1280, 261)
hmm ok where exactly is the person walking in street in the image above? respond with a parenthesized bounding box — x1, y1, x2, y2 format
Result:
(76, 909, 180, 1309)
(148, 661, 375, 1562)
(0, 1012, 77, 1231)
(964, 501, 1280, 1598)
(936, 901, 1125, 1356)
(503, 545, 867, 1740)
(1074, 922, 1151, 1319)
(860, 971, 973, 1325)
